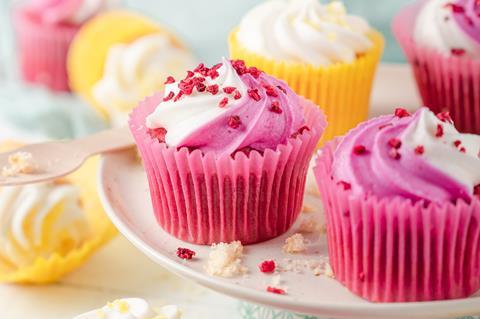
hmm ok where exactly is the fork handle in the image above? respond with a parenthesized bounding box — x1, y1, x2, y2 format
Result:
(72, 127, 135, 156)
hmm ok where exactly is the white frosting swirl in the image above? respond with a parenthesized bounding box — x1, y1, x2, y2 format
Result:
(236, 0, 372, 66)
(74, 298, 182, 319)
(93, 34, 196, 127)
(146, 58, 248, 146)
(414, 0, 480, 57)
(401, 108, 480, 194)
(0, 181, 88, 268)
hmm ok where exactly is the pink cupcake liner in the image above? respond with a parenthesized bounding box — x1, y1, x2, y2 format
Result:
(393, 1, 480, 134)
(314, 139, 480, 302)
(129, 93, 326, 245)
(13, 7, 79, 92)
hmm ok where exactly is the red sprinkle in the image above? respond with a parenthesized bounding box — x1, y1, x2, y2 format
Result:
(174, 91, 184, 102)
(228, 115, 242, 129)
(378, 123, 393, 130)
(186, 70, 195, 78)
(219, 97, 229, 108)
(206, 84, 219, 95)
(414, 145, 425, 155)
(352, 145, 367, 155)
(223, 86, 236, 94)
(389, 148, 401, 160)
(435, 124, 444, 137)
(176, 247, 196, 260)
(248, 88, 262, 101)
(194, 63, 205, 73)
(388, 138, 402, 149)
(474, 184, 480, 196)
(233, 90, 242, 100)
(444, 3, 465, 13)
(460, 147, 466, 153)
(291, 125, 310, 139)
(454, 140, 462, 148)
(437, 111, 453, 123)
(248, 66, 262, 79)
(208, 68, 219, 79)
(266, 286, 286, 295)
(196, 82, 206, 92)
(259, 260, 276, 273)
(270, 101, 282, 114)
(164, 76, 175, 84)
(163, 91, 175, 102)
(231, 60, 248, 75)
(277, 86, 287, 94)
(263, 85, 278, 97)
(337, 181, 351, 190)
(148, 127, 167, 143)
(394, 108, 411, 118)
(451, 48, 466, 56)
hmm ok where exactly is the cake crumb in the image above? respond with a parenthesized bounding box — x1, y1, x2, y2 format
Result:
(297, 217, 320, 233)
(2, 152, 36, 177)
(302, 204, 315, 213)
(204, 241, 247, 277)
(324, 263, 334, 278)
(282, 233, 306, 254)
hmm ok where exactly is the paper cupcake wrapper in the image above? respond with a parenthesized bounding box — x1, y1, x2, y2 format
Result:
(68, 10, 168, 119)
(313, 139, 480, 302)
(228, 30, 384, 144)
(129, 93, 326, 245)
(13, 7, 79, 92)
(393, 1, 480, 134)
(0, 157, 117, 284)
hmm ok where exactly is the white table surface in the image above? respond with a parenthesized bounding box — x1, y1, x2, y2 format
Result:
(0, 64, 422, 319)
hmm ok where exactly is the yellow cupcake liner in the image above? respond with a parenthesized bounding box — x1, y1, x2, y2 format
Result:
(0, 150, 117, 284)
(68, 10, 184, 119)
(229, 29, 384, 144)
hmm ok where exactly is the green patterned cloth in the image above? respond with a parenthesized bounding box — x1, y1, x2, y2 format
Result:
(238, 302, 480, 319)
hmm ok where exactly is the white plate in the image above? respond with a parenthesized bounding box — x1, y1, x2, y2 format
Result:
(98, 65, 480, 319)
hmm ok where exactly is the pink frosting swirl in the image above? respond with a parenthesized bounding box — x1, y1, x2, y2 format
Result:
(333, 107, 480, 203)
(146, 59, 306, 157)
(24, 0, 114, 25)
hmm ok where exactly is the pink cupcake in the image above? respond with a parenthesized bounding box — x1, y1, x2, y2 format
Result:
(314, 107, 480, 302)
(129, 58, 326, 245)
(393, 0, 480, 134)
(13, 0, 116, 92)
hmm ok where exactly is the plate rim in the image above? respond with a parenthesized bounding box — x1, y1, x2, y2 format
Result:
(97, 150, 480, 319)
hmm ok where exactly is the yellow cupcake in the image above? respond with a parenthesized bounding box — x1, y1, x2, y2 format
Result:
(68, 10, 196, 126)
(229, 0, 384, 144)
(0, 141, 116, 283)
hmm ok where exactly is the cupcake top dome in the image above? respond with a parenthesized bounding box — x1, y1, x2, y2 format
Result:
(0, 180, 89, 269)
(145, 58, 306, 157)
(23, 0, 117, 25)
(235, 0, 373, 66)
(74, 298, 181, 319)
(333, 107, 480, 203)
(414, 0, 480, 58)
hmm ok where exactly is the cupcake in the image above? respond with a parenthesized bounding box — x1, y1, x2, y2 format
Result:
(74, 298, 182, 319)
(68, 10, 196, 126)
(0, 141, 116, 283)
(13, 0, 117, 92)
(229, 0, 384, 143)
(129, 58, 326, 245)
(393, 0, 480, 134)
(314, 107, 480, 302)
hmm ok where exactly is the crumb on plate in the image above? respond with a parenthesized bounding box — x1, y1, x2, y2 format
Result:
(204, 241, 247, 277)
(282, 233, 306, 254)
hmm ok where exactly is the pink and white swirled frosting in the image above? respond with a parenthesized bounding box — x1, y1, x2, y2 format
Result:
(146, 58, 305, 157)
(333, 107, 480, 203)
(414, 0, 480, 57)
(24, 0, 117, 25)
